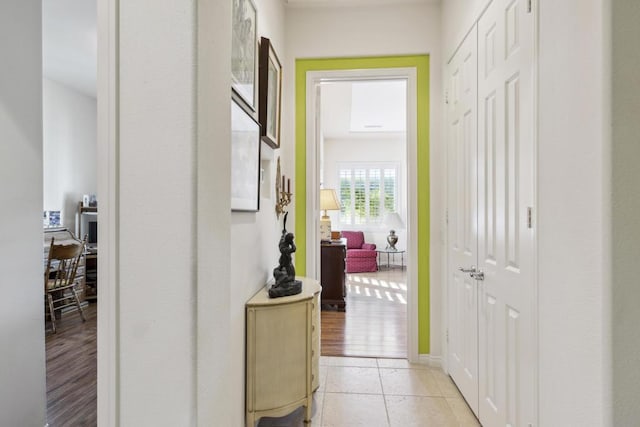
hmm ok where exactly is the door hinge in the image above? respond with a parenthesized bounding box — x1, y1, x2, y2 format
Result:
(445, 90, 449, 105)
(527, 0, 532, 13)
(527, 207, 533, 229)
(446, 329, 449, 343)
(445, 209, 449, 225)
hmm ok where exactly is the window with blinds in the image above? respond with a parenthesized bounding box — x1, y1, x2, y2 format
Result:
(338, 163, 399, 227)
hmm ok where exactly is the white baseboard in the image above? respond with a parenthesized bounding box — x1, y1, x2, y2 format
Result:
(418, 354, 443, 369)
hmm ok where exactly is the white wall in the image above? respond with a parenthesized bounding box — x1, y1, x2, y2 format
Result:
(323, 136, 408, 255)
(0, 2, 46, 426)
(116, 0, 199, 423)
(228, 0, 287, 423)
(285, 1, 444, 357)
(103, 0, 287, 423)
(537, 1, 608, 424)
(611, 0, 640, 424)
(43, 78, 97, 230)
(441, 0, 490, 61)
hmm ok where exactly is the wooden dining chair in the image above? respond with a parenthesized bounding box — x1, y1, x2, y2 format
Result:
(44, 235, 87, 333)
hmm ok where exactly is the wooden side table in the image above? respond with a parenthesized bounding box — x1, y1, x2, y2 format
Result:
(245, 277, 321, 427)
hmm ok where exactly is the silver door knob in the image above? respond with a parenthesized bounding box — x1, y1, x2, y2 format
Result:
(459, 266, 477, 273)
(470, 271, 485, 281)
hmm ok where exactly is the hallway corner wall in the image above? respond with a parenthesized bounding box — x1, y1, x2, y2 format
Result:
(115, 0, 201, 423)
(0, 2, 46, 425)
(611, 0, 640, 423)
(104, 0, 298, 424)
(537, 1, 609, 424)
(229, 0, 289, 423)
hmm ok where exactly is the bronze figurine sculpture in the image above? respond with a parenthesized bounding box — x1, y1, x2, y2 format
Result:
(269, 212, 302, 298)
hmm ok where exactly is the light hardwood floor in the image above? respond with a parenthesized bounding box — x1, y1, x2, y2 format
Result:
(46, 302, 97, 426)
(321, 269, 407, 358)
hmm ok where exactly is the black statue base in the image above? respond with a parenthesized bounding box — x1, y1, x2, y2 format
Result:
(270, 212, 302, 298)
(268, 279, 302, 298)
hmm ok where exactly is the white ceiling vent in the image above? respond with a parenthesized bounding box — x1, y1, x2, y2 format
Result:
(349, 80, 406, 133)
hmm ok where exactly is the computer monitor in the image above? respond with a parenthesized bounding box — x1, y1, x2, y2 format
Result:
(80, 212, 98, 249)
(88, 220, 97, 245)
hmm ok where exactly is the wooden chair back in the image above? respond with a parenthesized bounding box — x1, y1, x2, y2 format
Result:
(45, 236, 86, 291)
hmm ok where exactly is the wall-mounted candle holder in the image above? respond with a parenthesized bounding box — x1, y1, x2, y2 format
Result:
(275, 157, 292, 218)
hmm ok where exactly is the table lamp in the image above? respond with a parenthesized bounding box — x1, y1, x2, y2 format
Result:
(320, 189, 341, 242)
(384, 212, 405, 250)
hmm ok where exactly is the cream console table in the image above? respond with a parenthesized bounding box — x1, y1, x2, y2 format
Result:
(245, 277, 321, 427)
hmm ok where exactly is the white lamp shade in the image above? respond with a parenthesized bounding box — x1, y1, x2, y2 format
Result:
(320, 189, 340, 241)
(320, 189, 341, 212)
(384, 212, 405, 231)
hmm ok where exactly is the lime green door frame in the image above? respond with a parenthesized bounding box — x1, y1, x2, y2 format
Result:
(295, 55, 431, 354)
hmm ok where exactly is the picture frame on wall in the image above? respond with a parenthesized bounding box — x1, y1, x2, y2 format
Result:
(231, 95, 261, 212)
(232, 0, 258, 110)
(258, 37, 282, 149)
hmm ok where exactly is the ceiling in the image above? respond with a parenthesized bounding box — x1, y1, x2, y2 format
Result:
(43, 0, 97, 98)
(320, 80, 407, 140)
(39, 0, 429, 99)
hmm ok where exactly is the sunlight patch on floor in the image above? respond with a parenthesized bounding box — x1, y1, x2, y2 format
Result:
(344, 272, 408, 305)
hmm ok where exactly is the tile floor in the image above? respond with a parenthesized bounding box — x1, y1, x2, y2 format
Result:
(257, 356, 481, 427)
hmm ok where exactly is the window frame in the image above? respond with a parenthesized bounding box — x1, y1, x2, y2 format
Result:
(337, 161, 400, 230)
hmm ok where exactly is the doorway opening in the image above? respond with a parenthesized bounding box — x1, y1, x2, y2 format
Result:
(294, 55, 431, 363)
(42, 0, 98, 425)
(318, 79, 409, 358)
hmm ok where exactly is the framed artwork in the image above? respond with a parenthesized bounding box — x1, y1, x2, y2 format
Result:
(231, 96, 261, 212)
(258, 37, 282, 149)
(232, 0, 258, 110)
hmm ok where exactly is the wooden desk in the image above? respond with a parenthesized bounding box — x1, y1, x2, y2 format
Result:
(320, 239, 346, 311)
(84, 252, 97, 300)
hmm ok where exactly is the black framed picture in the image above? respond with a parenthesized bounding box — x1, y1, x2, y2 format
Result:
(231, 95, 261, 212)
(232, 0, 258, 111)
(258, 37, 282, 149)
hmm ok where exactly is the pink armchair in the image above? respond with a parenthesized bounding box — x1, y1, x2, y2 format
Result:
(341, 231, 378, 273)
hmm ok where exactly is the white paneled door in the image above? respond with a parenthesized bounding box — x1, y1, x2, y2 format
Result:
(446, 28, 479, 416)
(448, 1, 536, 426)
(477, 0, 536, 425)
